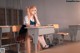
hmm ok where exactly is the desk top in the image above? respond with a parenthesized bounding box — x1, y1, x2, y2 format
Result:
(69, 25, 80, 30)
(69, 25, 80, 27)
(0, 26, 11, 28)
(26, 26, 54, 29)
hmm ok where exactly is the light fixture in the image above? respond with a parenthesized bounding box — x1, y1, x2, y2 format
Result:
(66, 0, 80, 2)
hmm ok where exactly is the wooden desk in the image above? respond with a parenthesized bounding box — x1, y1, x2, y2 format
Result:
(0, 26, 21, 53)
(0, 26, 11, 48)
(69, 25, 80, 41)
(26, 26, 55, 53)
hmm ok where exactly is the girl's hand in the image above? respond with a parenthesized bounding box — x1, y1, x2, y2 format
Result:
(27, 8, 30, 25)
(34, 13, 41, 26)
(34, 12, 37, 18)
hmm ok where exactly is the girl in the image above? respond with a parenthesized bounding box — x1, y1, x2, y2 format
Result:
(18, 5, 49, 53)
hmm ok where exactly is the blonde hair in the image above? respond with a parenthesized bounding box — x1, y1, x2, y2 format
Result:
(25, 5, 37, 15)
(26, 5, 37, 11)
(28, 5, 37, 10)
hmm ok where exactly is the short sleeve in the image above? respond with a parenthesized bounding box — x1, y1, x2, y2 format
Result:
(23, 16, 29, 25)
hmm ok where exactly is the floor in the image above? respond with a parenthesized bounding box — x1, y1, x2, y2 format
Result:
(5, 41, 80, 53)
(39, 41, 80, 53)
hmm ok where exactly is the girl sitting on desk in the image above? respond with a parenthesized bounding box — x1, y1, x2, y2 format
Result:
(18, 5, 49, 53)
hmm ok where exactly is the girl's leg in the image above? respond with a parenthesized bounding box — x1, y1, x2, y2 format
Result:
(37, 41, 42, 51)
(38, 35, 49, 48)
(25, 35, 31, 53)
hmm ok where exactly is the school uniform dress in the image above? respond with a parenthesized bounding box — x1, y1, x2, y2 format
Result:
(17, 16, 36, 41)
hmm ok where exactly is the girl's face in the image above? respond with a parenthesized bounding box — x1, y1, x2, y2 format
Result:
(29, 7, 37, 15)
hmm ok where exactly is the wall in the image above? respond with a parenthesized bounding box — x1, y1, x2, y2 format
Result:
(0, 0, 80, 29)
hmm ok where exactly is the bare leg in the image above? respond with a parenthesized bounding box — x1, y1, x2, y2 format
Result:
(37, 41, 42, 51)
(38, 35, 48, 47)
(25, 35, 31, 53)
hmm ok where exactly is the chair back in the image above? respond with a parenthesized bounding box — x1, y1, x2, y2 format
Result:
(12, 25, 21, 32)
(53, 24, 59, 29)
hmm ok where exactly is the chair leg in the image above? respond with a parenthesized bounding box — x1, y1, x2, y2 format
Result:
(58, 34, 64, 44)
(17, 43, 20, 53)
(61, 34, 64, 42)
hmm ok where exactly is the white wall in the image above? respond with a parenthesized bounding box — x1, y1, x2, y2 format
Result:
(0, 0, 21, 9)
(44, 0, 80, 28)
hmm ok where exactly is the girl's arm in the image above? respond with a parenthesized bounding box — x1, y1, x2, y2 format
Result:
(24, 8, 31, 27)
(34, 14, 41, 27)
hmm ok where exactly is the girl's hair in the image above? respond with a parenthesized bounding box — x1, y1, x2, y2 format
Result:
(26, 5, 37, 11)
(25, 5, 37, 14)
(28, 5, 36, 9)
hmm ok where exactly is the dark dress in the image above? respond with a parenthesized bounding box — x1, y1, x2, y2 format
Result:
(17, 19, 36, 41)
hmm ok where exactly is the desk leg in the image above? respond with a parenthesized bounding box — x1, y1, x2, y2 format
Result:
(35, 43, 37, 53)
(33, 30, 38, 53)
(0, 28, 2, 48)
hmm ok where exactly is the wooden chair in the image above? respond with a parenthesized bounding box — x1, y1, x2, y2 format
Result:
(52, 24, 69, 44)
(12, 25, 21, 32)
(12, 25, 21, 53)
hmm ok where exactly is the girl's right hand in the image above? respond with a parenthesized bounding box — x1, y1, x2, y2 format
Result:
(27, 8, 30, 25)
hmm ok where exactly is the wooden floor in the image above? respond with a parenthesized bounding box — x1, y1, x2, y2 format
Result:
(13, 41, 80, 53)
(39, 42, 80, 53)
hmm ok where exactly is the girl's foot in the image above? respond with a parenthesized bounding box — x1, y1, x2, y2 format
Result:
(43, 45, 49, 49)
